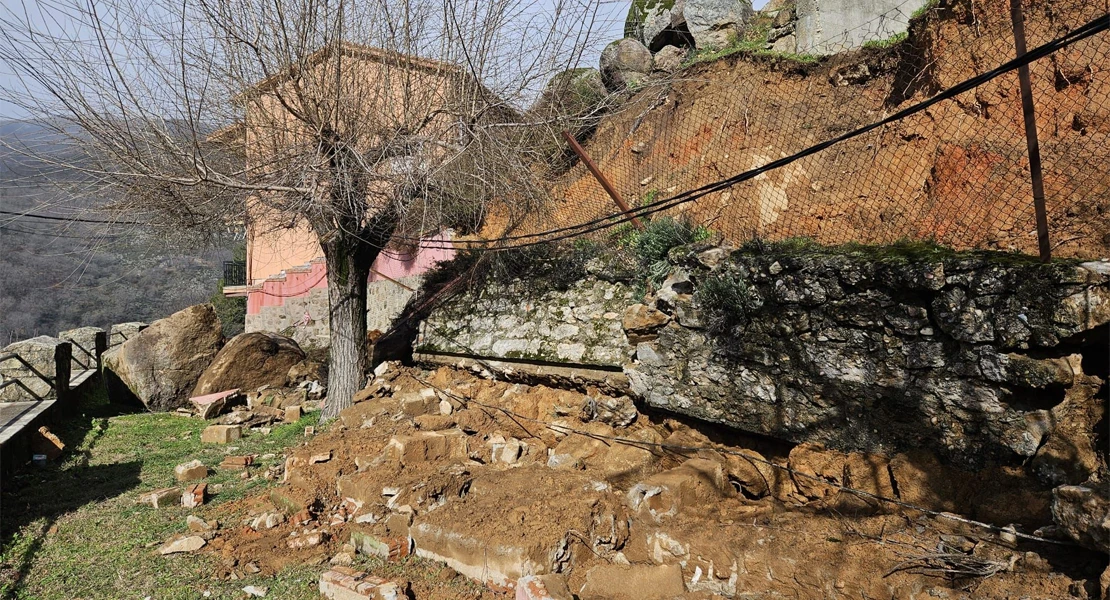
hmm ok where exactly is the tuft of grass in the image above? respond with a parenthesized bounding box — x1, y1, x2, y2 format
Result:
(0, 386, 321, 599)
(696, 271, 763, 335)
(862, 31, 908, 50)
(618, 216, 712, 287)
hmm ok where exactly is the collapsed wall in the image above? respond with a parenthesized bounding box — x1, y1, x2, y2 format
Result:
(417, 245, 1108, 491)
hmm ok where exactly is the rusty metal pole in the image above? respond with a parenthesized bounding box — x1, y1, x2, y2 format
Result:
(1009, 0, 1052, 262)
(561, 130, 645, 230)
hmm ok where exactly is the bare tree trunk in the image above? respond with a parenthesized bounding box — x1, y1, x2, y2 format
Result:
(321, 236, 373, 421)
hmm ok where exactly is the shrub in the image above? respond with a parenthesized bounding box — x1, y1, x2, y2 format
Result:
(696, 271, 762, 335)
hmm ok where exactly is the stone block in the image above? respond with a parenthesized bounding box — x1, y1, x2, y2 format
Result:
(579, 564, 685, 600)
(139, 487, 180, 508)
(383, 430, 468, 465)
(201, 425, 242, 444)
(220, 455, 254, 470)
(174, 460, 208, 482)
(284, 405, 303, 423)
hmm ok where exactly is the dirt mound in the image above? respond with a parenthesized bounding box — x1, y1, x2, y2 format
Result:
(504, 0, 1110, 259)
(204, 363, 1105, 599)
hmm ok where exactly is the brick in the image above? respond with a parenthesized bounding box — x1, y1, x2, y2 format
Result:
(30, 426, 65, 460)
(516, 574, 573, 600)
(383, 429, 468, 465)
(220, 455, 255, 470)
(182, 483, 207, 508)
(350, 530, 411, 562)
(201, 425, 242, 444)
(319, 568, 408, 600)
(174, 460, 208, 481)
(138, 487, 180, 508)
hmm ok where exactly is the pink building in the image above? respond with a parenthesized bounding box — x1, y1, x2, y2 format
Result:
(216, 45, 459, 346)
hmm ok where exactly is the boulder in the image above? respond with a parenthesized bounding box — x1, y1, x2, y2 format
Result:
(102, 304, 223, 411)
(599, 38, 653, 91)
(1051, 481, 1109, 553)
(108, 321, 147, 347)
(685, 0, 754, 51)
(629, 0, 688, 51)
(193, 332, 305, 397)
(653, 45, 688, 73)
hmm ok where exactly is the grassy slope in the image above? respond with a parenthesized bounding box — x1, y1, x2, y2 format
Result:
(0, 388, 321, 599)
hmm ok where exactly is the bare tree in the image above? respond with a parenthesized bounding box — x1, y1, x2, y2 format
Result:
(0, 0, 617, 418)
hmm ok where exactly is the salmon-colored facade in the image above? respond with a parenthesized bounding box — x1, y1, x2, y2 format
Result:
(222, 44, 460, 343)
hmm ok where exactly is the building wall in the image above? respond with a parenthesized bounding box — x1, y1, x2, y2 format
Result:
(244, 232, 454, 348)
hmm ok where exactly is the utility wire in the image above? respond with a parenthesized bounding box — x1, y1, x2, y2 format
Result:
(398, 13, 1110, 252)
(0, 208, 147, 225)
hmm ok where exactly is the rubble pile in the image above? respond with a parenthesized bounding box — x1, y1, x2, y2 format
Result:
(197, 362, 1106, 600)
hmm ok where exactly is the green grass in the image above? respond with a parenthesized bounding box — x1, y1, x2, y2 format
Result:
(0, 386, 321, 599)
(861, 31, 909, 50)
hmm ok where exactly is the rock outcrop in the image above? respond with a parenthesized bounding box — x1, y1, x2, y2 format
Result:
(628, 0, 754, 52)
(103, 304, 223, 411)
(193, 332, 305, 396)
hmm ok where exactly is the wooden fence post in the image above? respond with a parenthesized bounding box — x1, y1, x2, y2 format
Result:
(53, 342, 72, 408)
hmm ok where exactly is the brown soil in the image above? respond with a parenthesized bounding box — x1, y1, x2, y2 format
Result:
(207, 364, 1106, 599)
(496, 0, 1110, 258)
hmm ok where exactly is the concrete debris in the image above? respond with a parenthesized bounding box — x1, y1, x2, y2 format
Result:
(138, 487, 180, 509)
(159, 535, 206, 555)
(310, 451, 332, 464)
(579, 564, 685, 600)
(251, 512, 285, 530)
(242, 585, 268, 597)
(287, 529, 327, 549)
(284, 405, 303, 423)
(189, 389, 239, 419)
(186, 515, 212, 532)
(174, 460, 208, 482)
(516, 574, 573, 600)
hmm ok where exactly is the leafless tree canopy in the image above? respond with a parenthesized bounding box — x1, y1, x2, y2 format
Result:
(0, 0, 619, 417)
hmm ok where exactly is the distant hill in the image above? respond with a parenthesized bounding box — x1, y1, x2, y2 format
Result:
(0, 118, 240, 343)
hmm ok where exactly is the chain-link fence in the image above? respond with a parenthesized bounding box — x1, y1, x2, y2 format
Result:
(483, 0, 1110, 260)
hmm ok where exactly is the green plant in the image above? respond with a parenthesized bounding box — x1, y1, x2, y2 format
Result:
(696, 271, 762, 334)
(620, 216, 712, 286)
(910, 0, 940, 21)
(862, 31, 908, 50)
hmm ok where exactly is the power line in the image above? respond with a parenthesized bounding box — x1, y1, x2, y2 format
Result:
(0, 209, 146, 225)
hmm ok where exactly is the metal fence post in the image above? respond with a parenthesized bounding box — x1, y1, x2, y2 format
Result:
(562, 130, 645, 230)
(1009, 0, 1052, 262)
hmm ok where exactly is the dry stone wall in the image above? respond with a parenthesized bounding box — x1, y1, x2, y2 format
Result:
(417, 246, 1109, 479)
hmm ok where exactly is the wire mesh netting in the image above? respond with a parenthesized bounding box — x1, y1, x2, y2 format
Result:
(485, 0, 1110, 260)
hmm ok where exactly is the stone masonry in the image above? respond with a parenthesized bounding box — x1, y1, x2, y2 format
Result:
(418, 245, 1110, 476)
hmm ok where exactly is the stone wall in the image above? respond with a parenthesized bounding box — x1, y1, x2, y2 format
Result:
(0, 336, 70, 402)
(416, 245, 1109, 479)
(417, 278, 635, 367)
(246, 276, 424, 349)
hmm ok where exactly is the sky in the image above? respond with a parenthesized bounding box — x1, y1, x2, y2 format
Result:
(0, 0, 767, 119)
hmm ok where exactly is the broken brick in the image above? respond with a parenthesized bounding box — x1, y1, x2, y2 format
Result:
(30, 426, 65, 460)
(350, 530, 411, 562)
(220, 455, 255, 470)
(182, 483, 207, 508)
(319, 568, 408, 600)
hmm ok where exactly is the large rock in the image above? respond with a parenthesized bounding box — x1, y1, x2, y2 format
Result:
(599, 38, 653, 92)
(1052, 482, 1109, 553)
(628, 0, 687, 51)
(193, 332, 305, 396)
(685, 0, 754, 51)
(103, 304, 223, 411)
